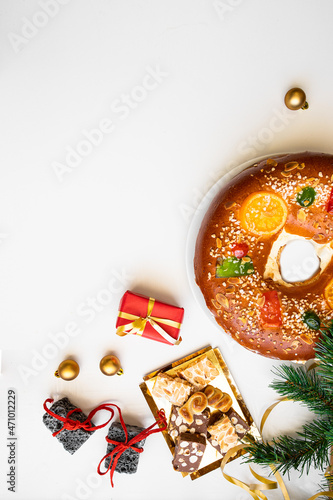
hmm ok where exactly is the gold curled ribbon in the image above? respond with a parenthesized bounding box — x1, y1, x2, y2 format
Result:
(221, 444, 287, 500)
(116, 297, 182, 345)
(220, 359, 333, 499)
(260, 359, 319, 436)
(307, 493, 333, 499)
(259, 396, 290, 435)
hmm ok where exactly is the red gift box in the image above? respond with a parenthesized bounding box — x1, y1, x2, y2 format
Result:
(116, 291, 184, 345)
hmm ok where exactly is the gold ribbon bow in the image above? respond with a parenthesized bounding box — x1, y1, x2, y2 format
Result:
(116, 297, 182, 345)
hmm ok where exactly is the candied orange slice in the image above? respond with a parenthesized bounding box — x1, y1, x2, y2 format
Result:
(324, 277, 333, 309)
(239, 192, 288, 236)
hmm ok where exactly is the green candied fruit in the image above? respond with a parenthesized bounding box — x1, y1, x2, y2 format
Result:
(216, 256, 254, 278)
(302, 310, 321, 330)
(296, 186, 316, 208)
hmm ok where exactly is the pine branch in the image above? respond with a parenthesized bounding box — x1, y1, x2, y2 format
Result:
(245, 318, 333, 497)
(316, 326, 333, 392)
(244, 419, 331, 476)
(317, 471, 333, 500)
(270, 364, 333, 417)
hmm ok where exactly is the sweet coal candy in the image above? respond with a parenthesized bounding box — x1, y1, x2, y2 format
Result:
(42, 397, 95, 454)
(104, 422, 146, 474)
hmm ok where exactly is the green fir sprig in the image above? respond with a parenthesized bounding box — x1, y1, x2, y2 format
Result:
(244, 323, 333, 495)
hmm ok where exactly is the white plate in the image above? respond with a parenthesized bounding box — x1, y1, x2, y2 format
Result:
(185, 154, 277, 328)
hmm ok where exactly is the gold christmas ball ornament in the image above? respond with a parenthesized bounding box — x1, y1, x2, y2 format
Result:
(100, 355, 123, 376)
(284, 87, 309, 110)
(54, 359, 80, 381)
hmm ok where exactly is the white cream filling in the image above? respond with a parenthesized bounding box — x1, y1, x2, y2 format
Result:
(263, 229, 333, 287)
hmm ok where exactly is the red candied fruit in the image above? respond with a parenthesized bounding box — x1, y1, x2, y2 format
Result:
(326, 187, 333, 213)
(260, 290, 282, 328)
(231, 242, 249, 259)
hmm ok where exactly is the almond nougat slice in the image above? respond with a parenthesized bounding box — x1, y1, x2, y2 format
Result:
(151, 372, 192, 406)
(178, 356, 219, 390)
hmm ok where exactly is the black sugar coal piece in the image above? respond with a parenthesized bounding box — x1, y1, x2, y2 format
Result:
(104, 422, 146, 474)
(42, 397, 95, 454)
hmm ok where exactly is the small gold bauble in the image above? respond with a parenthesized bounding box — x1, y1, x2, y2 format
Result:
(284, 87, 308, 110)
(54, 359, 80, 381)
(100, 355, 123, 376)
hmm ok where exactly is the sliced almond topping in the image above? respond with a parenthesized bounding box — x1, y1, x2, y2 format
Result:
(216, 237, 222, 248)
(225, 284, 235, 294)
(266, 158, 278, 167)
(313, 233, 325, 241)
(257, 296, 265, 307)
(297, 208, 306, 222)
(297, 162, 305, 170)
(216, 293, 229, 310)
(284, 161, 298, 171)
(227, 277, 240, 284)
(211, 299, 221, 309)
(224, 201, 236, 210)
(281, 171, 292, 177)
(300, 334, 313, 345)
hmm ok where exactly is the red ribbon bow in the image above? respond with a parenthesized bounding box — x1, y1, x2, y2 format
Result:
(43, 398, 116, 437)
(44, 398, 167, 487)
(97, 405, 167, 487)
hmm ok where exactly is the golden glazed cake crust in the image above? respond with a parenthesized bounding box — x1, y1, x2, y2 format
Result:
(194, 152, 333, 360)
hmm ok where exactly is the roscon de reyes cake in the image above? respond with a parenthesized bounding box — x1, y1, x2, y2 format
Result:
(194, 152, 333, 360)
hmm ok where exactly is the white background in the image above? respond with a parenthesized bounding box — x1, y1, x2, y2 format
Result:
(1, 1, 333, 499)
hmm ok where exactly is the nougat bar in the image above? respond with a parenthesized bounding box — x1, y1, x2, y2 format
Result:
(208, 415, 239, 456)
(226, 408, 249, 439)
(178, 356, 219, 390)
(207, 408, 250, 456)
(172, 432, 206, 472)
(168, 405, 210, 442)
(151, 372, 192, 406)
